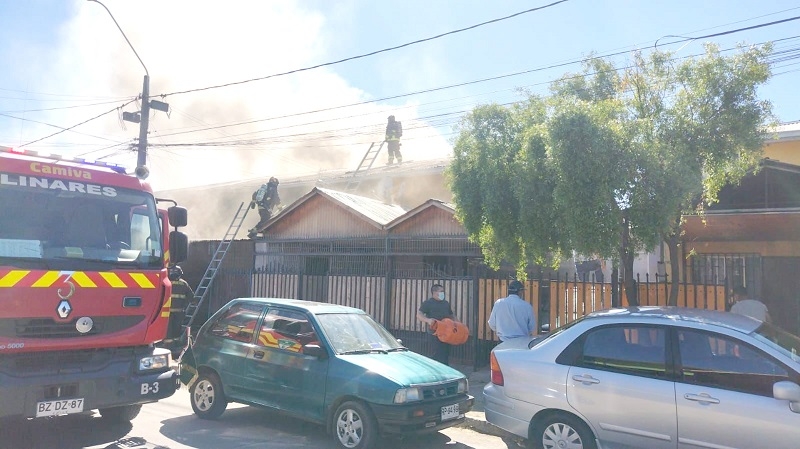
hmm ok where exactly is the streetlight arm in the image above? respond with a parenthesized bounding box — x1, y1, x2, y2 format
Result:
(87, 0, 149, 77)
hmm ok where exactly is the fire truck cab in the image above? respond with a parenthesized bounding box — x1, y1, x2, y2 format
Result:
(0, 147, 188, 421)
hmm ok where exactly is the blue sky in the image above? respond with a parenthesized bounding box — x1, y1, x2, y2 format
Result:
(1, 0, 799, 190)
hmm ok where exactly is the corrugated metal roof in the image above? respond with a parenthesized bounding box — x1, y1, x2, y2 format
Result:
(155, 157, 452, 195)
(317, 187, 406, 226)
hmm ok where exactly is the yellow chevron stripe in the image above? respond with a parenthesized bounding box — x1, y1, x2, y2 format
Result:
(31, 271, 61, 287)
(0, 270, 29, 287)
(130, 273, 155, 288)
(71, 272, 96, 288)
(164, 297, 172, 308)
(99, 272, 127, 288)
(161, 311, 170, 318)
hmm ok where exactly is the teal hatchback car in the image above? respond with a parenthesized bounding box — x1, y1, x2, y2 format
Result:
(180, 297, 473, 449)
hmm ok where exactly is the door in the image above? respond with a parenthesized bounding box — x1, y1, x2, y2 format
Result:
(201, 301, 266, 396)
(244, 308, 328, 420)
(762, 257, 800, 336)
(675, 328, 800, 449)
(566, 324, 677, 449)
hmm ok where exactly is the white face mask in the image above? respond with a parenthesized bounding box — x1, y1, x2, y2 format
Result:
(438, 292, 446, 301)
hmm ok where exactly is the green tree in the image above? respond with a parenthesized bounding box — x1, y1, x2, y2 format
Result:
(448, 43, 775, 306)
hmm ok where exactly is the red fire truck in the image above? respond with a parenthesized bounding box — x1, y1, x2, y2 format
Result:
(0, 146, 188, 422)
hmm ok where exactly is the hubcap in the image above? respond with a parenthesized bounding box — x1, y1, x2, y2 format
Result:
(194, 379, 215, 412)
(543, 422, 583, 449)
(336, 408, 363, 448)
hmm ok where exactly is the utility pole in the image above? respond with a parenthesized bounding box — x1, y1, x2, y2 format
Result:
(89, 0, 167, 180)
(136, 74, 150, 179)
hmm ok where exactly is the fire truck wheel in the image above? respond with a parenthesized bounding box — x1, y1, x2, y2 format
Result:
(99, 404, 142, 423)
(190, 372, 227, 419)
(333, 400, 377, 449)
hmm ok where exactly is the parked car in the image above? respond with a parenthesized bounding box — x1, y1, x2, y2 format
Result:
(484, 306, 800, 449)
(180, 297, 473, 449)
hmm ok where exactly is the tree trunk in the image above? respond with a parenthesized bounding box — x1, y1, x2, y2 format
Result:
(620, 210, 639, 306)
(666, 231, 681, 306)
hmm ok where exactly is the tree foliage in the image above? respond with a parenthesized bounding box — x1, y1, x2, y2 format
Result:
(448, 43, 775, 304)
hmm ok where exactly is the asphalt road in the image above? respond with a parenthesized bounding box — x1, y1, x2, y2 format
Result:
(0, 389, 517, 449)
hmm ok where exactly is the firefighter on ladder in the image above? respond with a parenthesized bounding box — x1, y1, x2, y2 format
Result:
(248, 177, 281, 239)
(385, 115, 403, 165)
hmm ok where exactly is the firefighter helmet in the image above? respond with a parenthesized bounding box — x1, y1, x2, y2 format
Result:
(168, 265, 183, 282)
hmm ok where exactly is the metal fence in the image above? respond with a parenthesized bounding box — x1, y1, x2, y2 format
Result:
(172, 268, 724, 368)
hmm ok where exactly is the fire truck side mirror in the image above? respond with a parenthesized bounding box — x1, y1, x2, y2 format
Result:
(168, 206, 188, 228)
(170, 231, 188, 263)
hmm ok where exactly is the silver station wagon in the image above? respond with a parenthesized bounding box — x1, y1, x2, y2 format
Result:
(484, 306, 800, 449)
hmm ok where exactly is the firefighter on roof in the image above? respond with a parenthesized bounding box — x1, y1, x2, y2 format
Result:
(385, 115, 403, 165)
(248, 177, 281, 238)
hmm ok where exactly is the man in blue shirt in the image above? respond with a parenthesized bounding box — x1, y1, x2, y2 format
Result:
(488, 280, 537, 341)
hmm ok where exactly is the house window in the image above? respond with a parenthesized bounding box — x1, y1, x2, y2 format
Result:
(304, 256, 329, 275)
(690, 254, 761, 292)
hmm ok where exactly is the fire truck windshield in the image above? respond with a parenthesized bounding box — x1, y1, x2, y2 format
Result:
(0, 181, 163, 269)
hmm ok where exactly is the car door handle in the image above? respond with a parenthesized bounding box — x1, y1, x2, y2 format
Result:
(253, 351, 265, 359)
(572, 374, 600, 385)
(684, 393, 720, 404)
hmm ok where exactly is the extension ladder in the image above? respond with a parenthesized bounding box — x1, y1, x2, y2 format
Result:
(345, 141, 385, 191)
(181, 201, 250, 335)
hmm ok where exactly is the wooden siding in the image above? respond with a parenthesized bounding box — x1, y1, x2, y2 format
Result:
(267, 195, 383, 239)
(390, 279, 472, 331)
(325, 275, 386, 321)
(622, 284, 727, 310)
(390, 206, 466, 236)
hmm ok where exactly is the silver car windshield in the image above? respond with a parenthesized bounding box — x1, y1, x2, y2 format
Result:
(752, 323, 800, 363)
(316, 313, 404, 354)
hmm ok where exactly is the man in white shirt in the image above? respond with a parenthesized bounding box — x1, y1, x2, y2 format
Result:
(730, 285, 771, 322)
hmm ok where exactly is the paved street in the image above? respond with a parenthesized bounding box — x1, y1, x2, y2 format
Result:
(0, 387, 515, 449)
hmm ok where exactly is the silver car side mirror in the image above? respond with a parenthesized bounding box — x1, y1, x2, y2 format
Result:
(773, 381, 800, 413)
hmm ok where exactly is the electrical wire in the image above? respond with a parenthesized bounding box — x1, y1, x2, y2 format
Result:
(13, 8, 799, 154)
(158, 1, 570, 98)
(17, 99, 137, 147)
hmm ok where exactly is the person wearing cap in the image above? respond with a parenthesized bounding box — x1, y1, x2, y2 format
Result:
(384, 115, 403, 165)
(488, 280, 537, 341)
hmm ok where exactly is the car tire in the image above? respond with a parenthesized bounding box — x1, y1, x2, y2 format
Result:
(333, 400, 378, 449)
(98, 404, 142, 423)
(190, 372, 227, 419)
(533, 413, 597, 449)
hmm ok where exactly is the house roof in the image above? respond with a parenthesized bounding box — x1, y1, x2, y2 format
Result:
(386, 198, 456, 229)
(316, 188, 407, 226)
(264, 187, 407, 231)
(766, 120, 800, 142)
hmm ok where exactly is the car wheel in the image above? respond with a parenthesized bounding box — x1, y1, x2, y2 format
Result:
(98, 404, 142, 423)
(533, 413, 597, 449)
(333, 400, 377, 449)
(190, 372, 228, 419)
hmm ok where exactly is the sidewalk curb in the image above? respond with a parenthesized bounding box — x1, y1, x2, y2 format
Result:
(457, 412, 517, 438)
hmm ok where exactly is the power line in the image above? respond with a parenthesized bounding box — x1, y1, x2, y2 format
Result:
(18, 99, 137, 147)
(0, 98, 133, 114)
(655, 15, 800, 48)
(148, 36, 800, 146)
(15, 7, 799, 152)
(158, 1, 570, 98)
